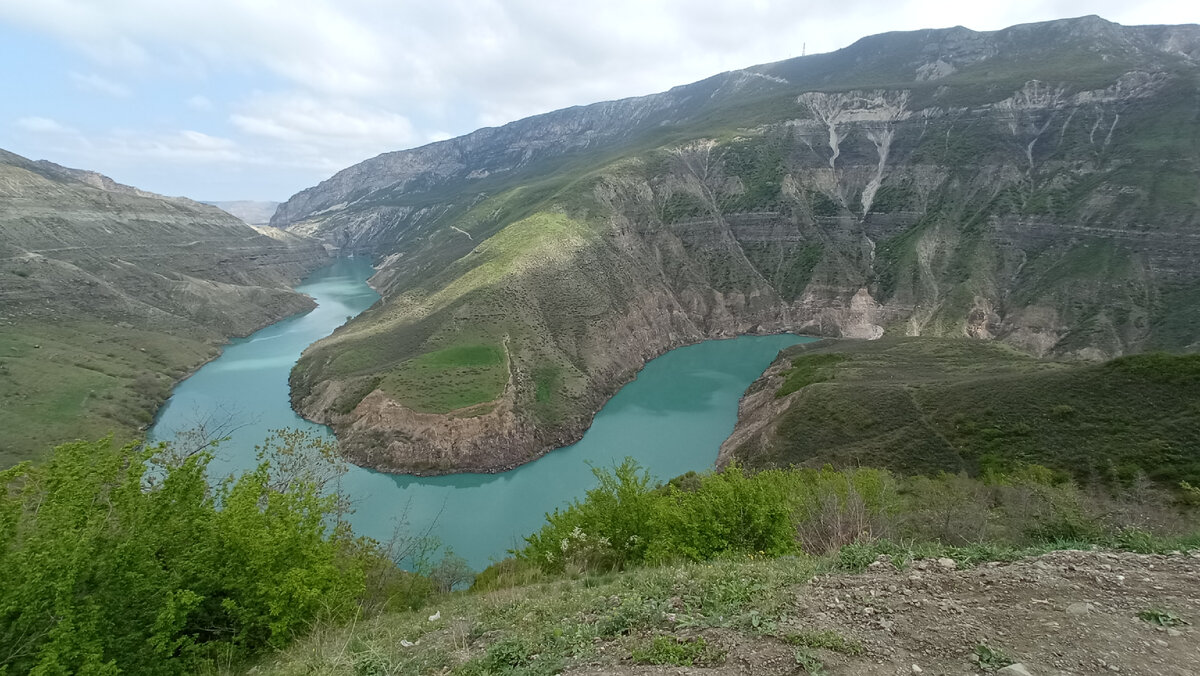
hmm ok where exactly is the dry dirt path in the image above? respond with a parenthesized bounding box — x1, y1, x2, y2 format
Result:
(570, 549, 1200, 675)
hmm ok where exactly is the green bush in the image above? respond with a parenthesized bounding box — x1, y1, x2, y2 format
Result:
(520, 459, 656, 572)
(518, 461, 796, 572)
(516, 459, 1197, 577)
(0, 434, 408, 674)
(631, 635, 723, 666)
(645, 466, 795, 563)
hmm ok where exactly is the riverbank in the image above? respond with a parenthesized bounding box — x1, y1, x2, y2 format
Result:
(151, 288, 812, 570)
(301, 330, 825, 477)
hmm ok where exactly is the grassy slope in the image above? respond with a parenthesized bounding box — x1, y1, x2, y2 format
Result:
(0, 151, 324, 464)
(295, 212, 603, 422)
(0, 321, 217, 466)
(246, 536, 1200, 676)
(736, 339, 1200, 485)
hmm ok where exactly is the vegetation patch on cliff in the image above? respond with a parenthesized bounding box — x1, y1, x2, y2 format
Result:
(775, 353, 849, 397)
(734, 339, 1200, 487)
(379, 344, 509, 413)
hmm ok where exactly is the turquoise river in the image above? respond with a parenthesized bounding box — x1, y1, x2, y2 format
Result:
(150, 259, 814, 570)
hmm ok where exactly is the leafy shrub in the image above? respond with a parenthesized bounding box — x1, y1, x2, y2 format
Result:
(1106, 352, 1200, 384)
(974, 643, 1014, 670)
(520, 459, 656, 572)
(0, 434, 401, 674)
(631, 635, 723, 666)
(781, 630, 864, 656)
(645, 466, 795, 563)
(519, 461, 795, 572)
(788, 466, 900, 553)
(428, 550, 475, 592)
(1138, 609, 1190, 627)
(471, 557, 545, 592)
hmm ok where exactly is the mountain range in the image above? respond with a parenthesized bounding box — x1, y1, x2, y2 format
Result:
(263, 16, 1200, 475)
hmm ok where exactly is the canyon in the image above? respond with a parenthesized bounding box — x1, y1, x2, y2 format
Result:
(266, 16, 1200, 474)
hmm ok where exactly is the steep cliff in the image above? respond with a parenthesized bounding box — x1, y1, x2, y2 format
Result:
(276, 16, 1200, 474)
(0, 149, 329, 463)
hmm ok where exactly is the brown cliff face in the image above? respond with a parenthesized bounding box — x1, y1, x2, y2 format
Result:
(280, 17, 1200, 474)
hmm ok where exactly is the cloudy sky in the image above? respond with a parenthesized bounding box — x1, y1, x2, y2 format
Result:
(0, 1, 1193, 201)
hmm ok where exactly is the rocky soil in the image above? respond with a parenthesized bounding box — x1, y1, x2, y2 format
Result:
(571, 550, 1200, 675)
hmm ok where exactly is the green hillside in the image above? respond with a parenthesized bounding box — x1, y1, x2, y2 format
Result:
(726, 339, 1200, 486)
(0, 150, 326, 464)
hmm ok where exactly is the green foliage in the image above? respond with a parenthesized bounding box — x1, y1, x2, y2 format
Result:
(471, 557, 546, 593)
(1181, 481, 1200, 508)
(518, 453, 1199, 582)
(521, 459, 656, 572)
(974, 643, 1014, 671)
(0, 433, 409, 674)
(659, 191, 710, 223)
(1138, 609, 1190, 627)
(379, 343, 508, 413)
(1106, 352, 1200, 384)
(645, 466, 796, 563)
(519, 461, 796, 573)
(631, 635, 723, 666)
(0, 320, 217, 466)
(793, 647, 826, 674)
(781, 629, 864, 656)
(428, 550, 476, 592)
(720, 135, 786, 211)
(776, 354, 848, 397)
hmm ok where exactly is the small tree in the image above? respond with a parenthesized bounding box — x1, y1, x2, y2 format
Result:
(429, 550, 475, 592)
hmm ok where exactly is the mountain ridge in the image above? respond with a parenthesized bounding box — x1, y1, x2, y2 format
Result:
(274, 15, 1200, 474)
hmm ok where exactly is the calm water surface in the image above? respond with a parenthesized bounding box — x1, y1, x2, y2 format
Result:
(150, 260, 815, 569)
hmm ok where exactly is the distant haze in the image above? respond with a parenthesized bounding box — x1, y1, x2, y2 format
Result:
(0, 1, 1195, 200)
(203, 200, 280, 227)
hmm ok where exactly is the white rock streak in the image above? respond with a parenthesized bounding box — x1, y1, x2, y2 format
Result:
(798, 90, 911, 214)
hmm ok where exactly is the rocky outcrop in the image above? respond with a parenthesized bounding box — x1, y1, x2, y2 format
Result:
(278, 16, 1200, 474)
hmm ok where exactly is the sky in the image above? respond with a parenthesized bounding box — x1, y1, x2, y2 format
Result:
(0, 1, 1194, 202)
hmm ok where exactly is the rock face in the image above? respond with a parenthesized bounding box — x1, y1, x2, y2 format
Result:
(0, 149, 329, 461)
(0, 150, 326, 336)
(277, 16, 1200, 474)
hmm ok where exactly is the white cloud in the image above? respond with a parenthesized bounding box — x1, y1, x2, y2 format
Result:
(186, 95, 213, 111)
(69, 71, 130, 97)
(15, 116, 79, 135)
(2, 0, 1197, 198)
(229, 94, 416, 169)
(231, 95, 413, 146)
